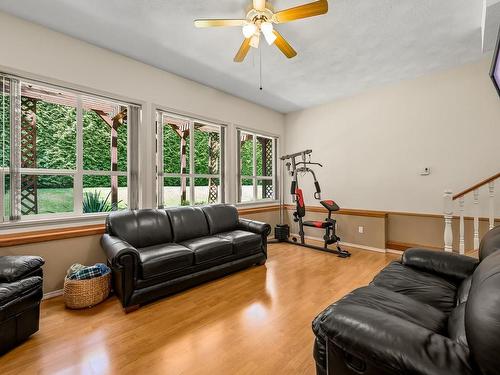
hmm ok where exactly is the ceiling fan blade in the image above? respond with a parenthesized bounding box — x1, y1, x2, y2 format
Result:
(194, 19, 246, 28)
(273, 30, 297, 59)
(234, 38, 252, 62)
(253, 0, 266, 11)
(272, 0, 328, 23)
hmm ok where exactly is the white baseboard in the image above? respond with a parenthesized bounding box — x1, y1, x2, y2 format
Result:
(340, 241, 387, 254)
(288, 233, 388, 254)
(43, 289, 63, 300)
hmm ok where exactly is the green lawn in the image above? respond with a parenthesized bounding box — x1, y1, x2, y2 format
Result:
(3, 187, 128, 216)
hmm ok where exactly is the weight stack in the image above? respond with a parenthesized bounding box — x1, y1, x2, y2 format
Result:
(274, 224, 290, 241)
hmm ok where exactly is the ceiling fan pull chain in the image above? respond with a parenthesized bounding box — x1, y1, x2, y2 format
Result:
(259, 47, 263, 91)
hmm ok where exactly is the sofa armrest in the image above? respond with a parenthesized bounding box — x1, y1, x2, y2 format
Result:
(0, 256, 45, 283)
(237, 218, 271, 236)
(320, 304, 473, 375)
(402, 248, 478, 281)
(101, 234, 140, 267)
(101, 234, 141, 308)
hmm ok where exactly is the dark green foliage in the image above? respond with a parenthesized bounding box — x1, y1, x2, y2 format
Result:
(0, 92, 10, 168)
(162, 126, 221, 186)
(82, 190, 119, 213)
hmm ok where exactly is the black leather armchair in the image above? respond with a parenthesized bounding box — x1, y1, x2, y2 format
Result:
(101, 204, 270, 311)
(0, 255, 44, 354)
(313, 225, 500, 375)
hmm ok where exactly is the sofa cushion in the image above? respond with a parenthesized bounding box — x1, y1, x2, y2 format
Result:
(167, 207, 210, 242)
(138, 243, 194, 279)
(202, 204, 239, 235)
(465, 250, 500, 375)
(371, 261, 457, 314)
(313, 286, 448, 338)
(0, 276, 43, 322)
(457, 275, 472, 305)
(479, 224, 500, 261)
(312, 285, 450, 375)
(0, 276, 43, 306)
(106, 209, 173, 248)
(181, 236, 233, 264)
(216, 230, 262, 256)
(448, 303, 468, 348)
(0, 256, 44, 283)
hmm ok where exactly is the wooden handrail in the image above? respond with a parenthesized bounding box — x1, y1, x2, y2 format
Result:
(453, 172, 500, 200)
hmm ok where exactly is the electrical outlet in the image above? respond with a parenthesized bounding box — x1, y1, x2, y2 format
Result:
(358, 226, 364, 234)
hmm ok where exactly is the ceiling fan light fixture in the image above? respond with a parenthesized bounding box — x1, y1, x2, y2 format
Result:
(261, 22, 277, 45)
(249, 33, 260, 48)
(242, 23, 257, 38)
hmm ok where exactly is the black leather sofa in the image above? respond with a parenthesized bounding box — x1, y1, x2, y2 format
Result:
(0, 255, 44, 354)
(101, 204, 271, 311)
(312, 225, 500, 375)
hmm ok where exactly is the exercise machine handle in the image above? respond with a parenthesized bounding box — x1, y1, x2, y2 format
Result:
(314, 181, 321, 200)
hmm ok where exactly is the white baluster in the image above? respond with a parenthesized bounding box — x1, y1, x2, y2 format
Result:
(489, 181, 495, 230)
(473, 189, 480, 250)
(443, 190, 453, 252)
(459, 196, 465, 254)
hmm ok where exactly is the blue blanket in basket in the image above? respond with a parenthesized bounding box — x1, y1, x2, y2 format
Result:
(68, 263, 110, 280)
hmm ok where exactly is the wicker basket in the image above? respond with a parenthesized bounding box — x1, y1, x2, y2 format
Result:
(63, 272, 111, 309)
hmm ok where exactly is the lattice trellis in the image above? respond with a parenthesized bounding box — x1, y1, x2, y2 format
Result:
(261, 137, 274, 199)
(20, 96, 38, 215)
(208, 131, 219, 204)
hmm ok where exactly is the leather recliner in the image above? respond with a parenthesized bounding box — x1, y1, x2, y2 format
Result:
(101, 204, 271, 311)
(0, 255, 44, 354)
(312, 225, 500, 375)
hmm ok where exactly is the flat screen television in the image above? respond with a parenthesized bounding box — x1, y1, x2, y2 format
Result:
(490, 26, 500, 98)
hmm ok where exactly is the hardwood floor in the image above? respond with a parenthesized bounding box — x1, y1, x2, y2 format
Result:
(0, 243, 399, 375)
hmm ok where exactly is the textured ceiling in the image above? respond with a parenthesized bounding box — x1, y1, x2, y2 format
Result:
(0, 0, 487, 113)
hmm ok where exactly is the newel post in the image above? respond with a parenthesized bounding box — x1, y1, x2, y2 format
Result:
(443, 190, 454, 252)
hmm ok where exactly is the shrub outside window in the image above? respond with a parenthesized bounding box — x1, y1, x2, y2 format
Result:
(157, 111, 225, 207)
(0, 74, 139, 223)
(237, 129, 277, 203)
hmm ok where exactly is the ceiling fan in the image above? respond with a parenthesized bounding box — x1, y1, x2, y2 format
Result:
(194, 0, 328, 63)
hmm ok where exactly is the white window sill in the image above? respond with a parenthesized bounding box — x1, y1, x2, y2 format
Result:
(235, 200, 280, 208)
(0, 213, 108, 234)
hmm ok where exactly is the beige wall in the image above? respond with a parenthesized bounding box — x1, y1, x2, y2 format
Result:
(285, 57, 500, 217)
(0, 12, 285, 208)
(2, 210, 279, 294)
(284, 210, 386, 250)
(3, 235, 105, 293)
(388, 214, 499, 251)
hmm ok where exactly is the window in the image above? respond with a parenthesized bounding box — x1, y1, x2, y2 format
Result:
(157, 111, 225, 207)
(0, 74, 140, 223)
(237, 129, 277, 203)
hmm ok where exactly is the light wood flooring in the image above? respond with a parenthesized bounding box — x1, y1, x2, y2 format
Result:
(0, 243, 399, 375)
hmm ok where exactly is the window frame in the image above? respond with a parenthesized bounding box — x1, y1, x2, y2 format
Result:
(237, 128, 278, 204)
(156, 110, 226, 207)
(0, 73, 140, 224)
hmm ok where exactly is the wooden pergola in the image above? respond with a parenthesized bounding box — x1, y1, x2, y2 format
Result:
(9, 83, 126, 214)
(163, 116, 220, 204)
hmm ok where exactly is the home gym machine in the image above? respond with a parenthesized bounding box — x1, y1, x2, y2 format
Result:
(272, 150, 350, 258)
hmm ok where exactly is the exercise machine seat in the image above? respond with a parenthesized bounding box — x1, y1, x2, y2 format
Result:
(303, 220, 334, 229)
(312, 225, 500, 375)
(320, 200, 340, 212)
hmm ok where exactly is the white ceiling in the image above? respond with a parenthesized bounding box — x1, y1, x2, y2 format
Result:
(0, 0, 489, 113)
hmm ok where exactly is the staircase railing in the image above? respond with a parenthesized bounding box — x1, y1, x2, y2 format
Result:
(443, 172, 499, 253)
